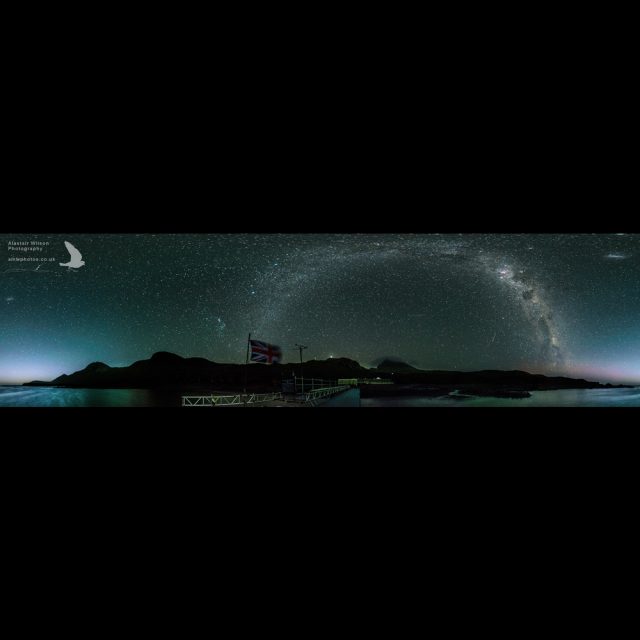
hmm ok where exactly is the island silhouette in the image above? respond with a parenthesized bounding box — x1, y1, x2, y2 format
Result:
(22, 352, 632, 399)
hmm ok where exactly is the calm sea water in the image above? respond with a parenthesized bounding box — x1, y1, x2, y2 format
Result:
(0, 386, 182, 407)
(361, 388, 640, 407)
(0, 386, 638, 407)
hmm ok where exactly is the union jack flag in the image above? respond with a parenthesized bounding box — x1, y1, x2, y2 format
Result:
(250, 339, 282, 364)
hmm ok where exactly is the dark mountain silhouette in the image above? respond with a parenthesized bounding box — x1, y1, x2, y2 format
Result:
(24, 352, 274, 391)
(360, 368, 632, 398)
(22, 353, 372, 391)
(370, 355, 419, 367)
(376, 359, 420, 373)
(280, 357, 369, 379)
(22, 352, 632, 394)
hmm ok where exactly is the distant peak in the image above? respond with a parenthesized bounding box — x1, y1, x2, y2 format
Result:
(376, 359, 418, 371)
(150, 351, 184, 362)
(84, 362, 110, 371)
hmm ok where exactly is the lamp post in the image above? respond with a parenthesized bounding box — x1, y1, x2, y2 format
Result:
(295, 344, 307, 393)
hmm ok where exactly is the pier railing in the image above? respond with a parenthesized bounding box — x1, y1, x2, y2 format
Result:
(182, 384, 350, 407)
(281, 378, 350, 404)
(297, 385, 349, 405)
(282, 378, 338, 393)
(182, 392, 282, 407)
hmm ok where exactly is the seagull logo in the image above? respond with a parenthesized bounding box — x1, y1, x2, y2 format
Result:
(60, 241, 85, 270)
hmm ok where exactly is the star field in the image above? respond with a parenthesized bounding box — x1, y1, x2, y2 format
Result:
(1, 233, 639, 384)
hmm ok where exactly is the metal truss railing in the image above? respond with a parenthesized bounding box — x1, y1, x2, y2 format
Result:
(182, 392, 283, 407)
(295, 385, 349, 406)
(183, 386, 350, 407)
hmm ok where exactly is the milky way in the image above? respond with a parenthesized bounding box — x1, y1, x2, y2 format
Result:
(249, 236, 567, 370)
(1, 233, 639, 384)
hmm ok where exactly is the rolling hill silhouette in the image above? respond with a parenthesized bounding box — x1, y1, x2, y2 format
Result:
(22, 352, 631, 394)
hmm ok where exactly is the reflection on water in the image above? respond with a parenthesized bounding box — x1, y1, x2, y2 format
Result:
(1, 386, 638, 408)
(0, 387, 182, 407)
(361, 388, 640, 407)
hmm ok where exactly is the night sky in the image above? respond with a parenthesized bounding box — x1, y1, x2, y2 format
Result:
(1, 234, 639, 384)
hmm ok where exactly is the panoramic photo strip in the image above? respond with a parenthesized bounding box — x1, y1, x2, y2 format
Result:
(1, 233, 638, 407)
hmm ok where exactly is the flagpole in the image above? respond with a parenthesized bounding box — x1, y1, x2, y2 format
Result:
(244, 333, 251, 398)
